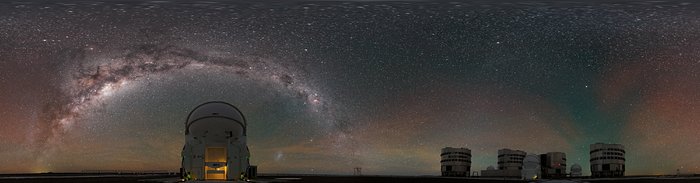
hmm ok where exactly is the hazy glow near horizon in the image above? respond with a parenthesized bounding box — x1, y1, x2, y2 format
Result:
(0, 1, 699, 176)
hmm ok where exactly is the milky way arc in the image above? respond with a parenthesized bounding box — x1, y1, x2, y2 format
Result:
(36, 44, 333, 150)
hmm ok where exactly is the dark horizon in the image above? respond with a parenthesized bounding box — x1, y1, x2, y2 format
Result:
(1, 171, 698, 177)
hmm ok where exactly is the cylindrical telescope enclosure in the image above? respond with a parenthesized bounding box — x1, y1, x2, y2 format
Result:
(181, 101, 250, 181)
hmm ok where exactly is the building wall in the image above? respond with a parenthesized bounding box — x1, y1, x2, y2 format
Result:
(498, 149, 526, 171)
(540, 152, 567, 178)
(590, 143, 625, 177)
(441, 147, 471, 177)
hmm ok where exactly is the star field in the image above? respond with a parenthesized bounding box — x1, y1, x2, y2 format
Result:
(0, 1, 699, 176)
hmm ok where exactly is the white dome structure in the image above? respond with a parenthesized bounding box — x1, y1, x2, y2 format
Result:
(571, 164, 582, 177)
(186, 101, 247, 137)
(521, 154, 541, 180)
(181, 101, 250, 181)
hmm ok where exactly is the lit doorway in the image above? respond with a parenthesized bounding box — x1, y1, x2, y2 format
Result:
(205, 147, 227, 180)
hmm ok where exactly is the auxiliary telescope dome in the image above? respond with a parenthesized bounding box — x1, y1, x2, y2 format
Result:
(571, 164, 582, 171)
(521, 154, 541, 180)
(523, 154, 540, 168)
(185, 101, 247, 136)
(571, 163, 582, 177)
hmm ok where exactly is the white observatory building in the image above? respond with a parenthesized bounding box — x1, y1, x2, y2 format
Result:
(497, 149, 526, 171)
(540, 152, 567, 178)
(440, 147, 472, 177)
(590, 143, 625, 177)
(181, 101, 250, 181)
(481, 148, 525, 177)
(521, 154, 541, 180)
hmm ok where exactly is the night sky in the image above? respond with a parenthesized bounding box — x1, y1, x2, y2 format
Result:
(1, 1, 699, 176)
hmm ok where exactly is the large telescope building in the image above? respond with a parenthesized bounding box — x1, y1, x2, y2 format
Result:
(481, 148, 525, 177)
(590, 143, 625, 177)
(181, 101, 250, 181)
(540, 152, 567, 178)
(440, 147, 472, 177)
(498, 148, 526, 171)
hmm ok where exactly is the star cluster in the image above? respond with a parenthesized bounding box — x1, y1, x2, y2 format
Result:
(0, 1, 699, 176)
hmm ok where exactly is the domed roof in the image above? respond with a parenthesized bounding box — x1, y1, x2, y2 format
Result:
(186, 101, 246, 135)
(524, 154, 540, 163)
(522, 154, 540, 170)
(571, 164, 582, 172)
(487, 166, 495, 170)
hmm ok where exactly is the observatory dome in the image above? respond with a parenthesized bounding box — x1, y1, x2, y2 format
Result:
(486, 166, 495, 170)
(186, 101, 247, 136)
(523, 154, 540, 170)
(521, 154, 541, 180)
(523, 154, 540, 169)
(181, 101, 251, 181)
(524, 155, 540, 164)
(571, 164, 582, 172)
